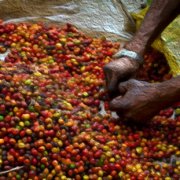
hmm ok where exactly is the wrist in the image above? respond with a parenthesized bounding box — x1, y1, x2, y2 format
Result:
(124, 39, 146, 57)
(156, 76, 180, 107)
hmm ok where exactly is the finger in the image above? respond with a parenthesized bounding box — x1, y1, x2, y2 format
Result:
(103, 66, 119, 98)
(116, 110, 135, 124)
(109, 95, 130, 111)
(118, 80, 133, 94)
(103, 64, 112, 88)
(118, 82, 128, 94)
(107, 73, 119, 93)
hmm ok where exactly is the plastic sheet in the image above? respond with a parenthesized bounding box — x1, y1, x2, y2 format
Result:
(0, 0, 144, 41)
(0, 0, 179, 75)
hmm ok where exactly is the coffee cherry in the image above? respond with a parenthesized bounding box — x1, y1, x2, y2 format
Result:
(0, 21, 179, 179)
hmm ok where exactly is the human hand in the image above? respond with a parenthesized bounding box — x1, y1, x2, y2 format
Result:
(103, 57, 140, 97)
(109, 79, 163, 123)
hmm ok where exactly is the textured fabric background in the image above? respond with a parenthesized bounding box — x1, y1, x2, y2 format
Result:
(0, 0, 144, 41)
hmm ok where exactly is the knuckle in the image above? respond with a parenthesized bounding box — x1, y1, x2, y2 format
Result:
(118, 85, 126, 94)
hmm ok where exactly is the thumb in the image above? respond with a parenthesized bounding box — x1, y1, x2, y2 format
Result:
(109, 95, 130, 111)
(107, 73, 119, 94)
(103, 65, 118, 94)
(118, 80, 132, 94)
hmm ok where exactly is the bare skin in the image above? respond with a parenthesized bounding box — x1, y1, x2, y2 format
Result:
(104, 0, 180, 123)
(110, 77, 180, 123)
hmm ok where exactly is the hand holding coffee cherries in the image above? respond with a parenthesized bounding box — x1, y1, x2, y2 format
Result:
(103, 56, 140, 96)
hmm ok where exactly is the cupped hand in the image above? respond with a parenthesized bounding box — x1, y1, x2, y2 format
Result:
(109, 79, 163, 123)
(103, 57, 140, 96)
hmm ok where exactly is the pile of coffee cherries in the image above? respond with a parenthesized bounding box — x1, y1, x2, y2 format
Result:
(0, 21, 179, 180)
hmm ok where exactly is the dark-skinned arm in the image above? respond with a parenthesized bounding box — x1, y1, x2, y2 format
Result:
(104, 0, 180, 94)
(110, 76, 180, 123)
(125, 0, 180, 55)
